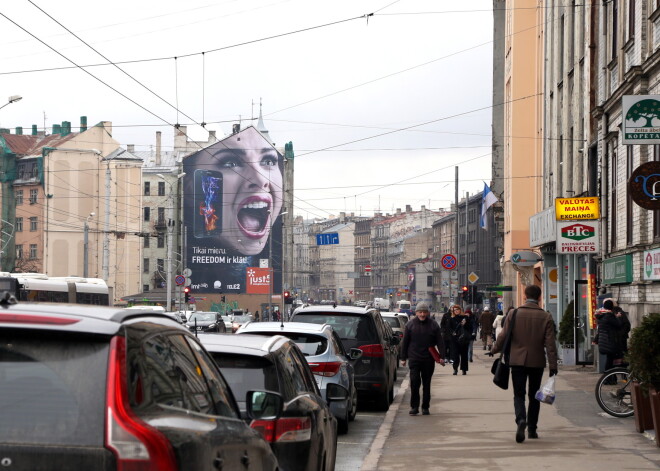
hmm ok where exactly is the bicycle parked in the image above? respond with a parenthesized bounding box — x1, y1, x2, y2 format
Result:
(594, 366, 634, 418)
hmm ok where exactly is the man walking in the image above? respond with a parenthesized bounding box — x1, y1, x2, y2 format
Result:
(479, 306, 496, 351)
(401, 302, 445, 416)
(490, 285, 557, 443)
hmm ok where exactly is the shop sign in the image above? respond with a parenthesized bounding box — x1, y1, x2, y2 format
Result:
(556, 221, 600, 254)
(643, 248, 660, 281)
(622, 95, 660, 144)
(628, 161, 660, 210)
(602, 254, 633, 284)
(554, 197, 600, 220)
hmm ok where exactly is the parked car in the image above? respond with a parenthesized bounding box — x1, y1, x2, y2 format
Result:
(230, 314, 253, 333)
(185, 311, 227, 333)
(0, 301, 280, 470)
(198, 333, 341, 471)
(381, 312, 407, 339)
(290, 305, 399, 411)
(236, 321, 362, 433)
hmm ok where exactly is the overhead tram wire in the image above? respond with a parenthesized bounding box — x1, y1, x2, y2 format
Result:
(14, 5, 329, 220)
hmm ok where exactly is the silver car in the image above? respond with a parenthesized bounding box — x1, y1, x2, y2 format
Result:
(236, 322, 362, 434)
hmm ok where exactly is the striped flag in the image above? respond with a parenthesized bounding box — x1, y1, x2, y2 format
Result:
(480, 182, 498, 230)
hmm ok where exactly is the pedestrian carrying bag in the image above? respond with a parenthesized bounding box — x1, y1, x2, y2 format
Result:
(491, 309, 518, 390)
(534, 376, 556, 404)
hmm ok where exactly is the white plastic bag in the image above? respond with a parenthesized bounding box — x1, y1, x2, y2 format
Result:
(534, 376, 556, 405)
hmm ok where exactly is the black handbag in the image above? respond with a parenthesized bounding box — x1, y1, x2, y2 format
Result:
(492, 309, 518, 390)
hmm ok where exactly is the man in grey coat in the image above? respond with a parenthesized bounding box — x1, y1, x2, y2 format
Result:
(491, 285, 558, 443)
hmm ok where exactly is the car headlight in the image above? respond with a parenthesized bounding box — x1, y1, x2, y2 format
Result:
(208, 323, 216, 329)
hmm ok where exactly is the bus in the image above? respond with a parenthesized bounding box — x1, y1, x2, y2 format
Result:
(0, 273, 110, 305)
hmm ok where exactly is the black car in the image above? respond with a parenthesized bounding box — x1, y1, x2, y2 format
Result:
(291, 305, 399, 411)
(198, 333, 342, 471)
(0, 301, 280, 471)
(186, 311, 227, 333)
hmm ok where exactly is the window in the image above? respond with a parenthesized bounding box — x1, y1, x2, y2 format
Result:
(15, 217, 23, 232)
(157, 259, 164, 272)
(427, 275, 433, 287)
(627, 0, 635, 42)
(144, 207, 150, 222)
(158, 181, 165, 196)
(611, 147, 618, 249)
(15, 190, 23, 205)
(15, 244, 23, 259)
(157, 207, 165, 225)
(143, 258, 150, 273)
(157, 233, 165, 248)
(17, 161, 37, 180)
(143, 284, 150, 292)
(29, 217, 38, 232)
(144, 182, 150, 196)
(29, 189, 38, 204)
(29, 244, 38, 259)
(143, 235, 150, 248)
(612, 0, 618, 59)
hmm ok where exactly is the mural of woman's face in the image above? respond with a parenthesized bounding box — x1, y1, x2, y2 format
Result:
(211, 128, 283, 255)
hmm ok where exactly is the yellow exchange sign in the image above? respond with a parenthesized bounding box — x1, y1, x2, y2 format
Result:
(555, 197, 600, 220)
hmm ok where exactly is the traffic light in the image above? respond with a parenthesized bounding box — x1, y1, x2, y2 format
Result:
(221, 295, 226, 303)
(284, 291, 293, 304)
(184, 286, 190, 303)
(461, 286, 468, 301)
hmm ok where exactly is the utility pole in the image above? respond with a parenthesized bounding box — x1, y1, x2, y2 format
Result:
(83, 212, 95, 277)
(159, 172, 185, 312)
(102, 163, 110, 281)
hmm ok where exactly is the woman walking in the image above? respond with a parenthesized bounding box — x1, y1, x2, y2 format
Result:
(448, 304, 473, 375)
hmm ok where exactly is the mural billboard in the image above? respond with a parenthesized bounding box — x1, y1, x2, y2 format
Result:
(183, 126, 283, 294)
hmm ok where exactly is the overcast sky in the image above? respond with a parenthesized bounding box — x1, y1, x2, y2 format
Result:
(0, 0, 494, 220)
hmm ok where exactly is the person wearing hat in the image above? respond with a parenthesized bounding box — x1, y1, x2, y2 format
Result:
(400, 301, 446, 416)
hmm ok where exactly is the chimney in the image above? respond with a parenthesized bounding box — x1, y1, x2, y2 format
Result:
(127, 144, 135, 153)
(405, 204, 412, 212)
(31, 125, 37, 136)
(15, 127, 22, 135)
(340, 212, 346, 222)
(156, 131, 162, 166)
(61, 121, 71, 137)
(396, 208, 401, 215)
(421, 205, 426, 211)
(80, 116, 87, 132)
(52, 124, 62, 135)
(208, 130, 217, 142)
(232, 123, 241, 134)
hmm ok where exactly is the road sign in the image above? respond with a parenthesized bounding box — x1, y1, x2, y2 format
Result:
(316, 233, 339, 245)
(175, 275, 185, 286)
(468, 272, 479, 284)
(365, 264, 372, 272)
(441, 254, 457, 270)
(184, 276, 192, 287)
(182, 268, 192, 277)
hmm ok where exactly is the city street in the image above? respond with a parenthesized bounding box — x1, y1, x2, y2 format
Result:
(352, 352, 659, 471)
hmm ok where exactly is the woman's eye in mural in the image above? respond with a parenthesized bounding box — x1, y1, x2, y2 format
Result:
(219, 157, 242, 168)
(260, 154, 278, 167)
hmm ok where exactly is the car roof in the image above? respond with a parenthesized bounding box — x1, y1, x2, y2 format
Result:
(237, 321, 332, 336)
(293, 305, 374, 316)
(0, 302, 184, 335)
(197, 333, 291, 357)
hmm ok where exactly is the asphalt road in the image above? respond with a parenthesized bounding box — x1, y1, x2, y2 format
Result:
(335, 364, 407, 471)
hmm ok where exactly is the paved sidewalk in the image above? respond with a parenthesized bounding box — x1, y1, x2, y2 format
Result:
(361, 351, 660, 471)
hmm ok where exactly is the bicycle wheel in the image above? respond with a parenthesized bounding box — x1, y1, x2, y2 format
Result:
(595, 367, 634, 418)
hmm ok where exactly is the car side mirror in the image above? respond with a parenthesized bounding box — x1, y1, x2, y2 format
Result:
(349, 348, 363, 361)
(325, 383, 348, 403)
(390, 336, 400, 346)
(246, 390, 283, 420)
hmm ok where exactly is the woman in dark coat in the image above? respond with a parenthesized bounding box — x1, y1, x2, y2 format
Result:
(448, 304, 473, 375)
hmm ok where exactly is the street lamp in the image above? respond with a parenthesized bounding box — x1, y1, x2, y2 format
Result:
(0, 95, 22, 112)
(83, 212, 95, 278)
(157, 172, 186, 312)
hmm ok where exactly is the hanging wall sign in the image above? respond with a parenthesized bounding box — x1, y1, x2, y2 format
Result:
(629, 161, 660, 210)
(622, 95, 660, 144)
(556, 221, 600, 254)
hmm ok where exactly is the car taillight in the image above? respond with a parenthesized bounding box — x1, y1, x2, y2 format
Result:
(0, 313, 79, 325)
(250, 417, 311, 443)
(308, 361, 342, 377)
(106, 336, 177, 471)
(359, 344, 384, 357)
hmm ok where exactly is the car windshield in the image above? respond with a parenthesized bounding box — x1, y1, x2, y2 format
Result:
(210, 353, 278, 405)
(189, 313, 216, 322)
(384, 317, 400, 329)
(233, 315, 251, 323)
(0, 331, 108, 446)
(293, 313, 377, 342)
(247, 332, 328, 357)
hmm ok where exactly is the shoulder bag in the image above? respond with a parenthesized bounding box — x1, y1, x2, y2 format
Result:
(491, 309, 518, 390)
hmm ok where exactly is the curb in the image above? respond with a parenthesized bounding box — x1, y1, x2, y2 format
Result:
(360, 371, 410, 471)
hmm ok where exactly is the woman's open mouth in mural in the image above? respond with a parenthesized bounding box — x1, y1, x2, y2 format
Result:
(237, 196, 272, 239)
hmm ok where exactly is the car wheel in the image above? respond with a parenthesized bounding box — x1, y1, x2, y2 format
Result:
(375, 389, 390, 411)
(348, 386, 358, 421)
